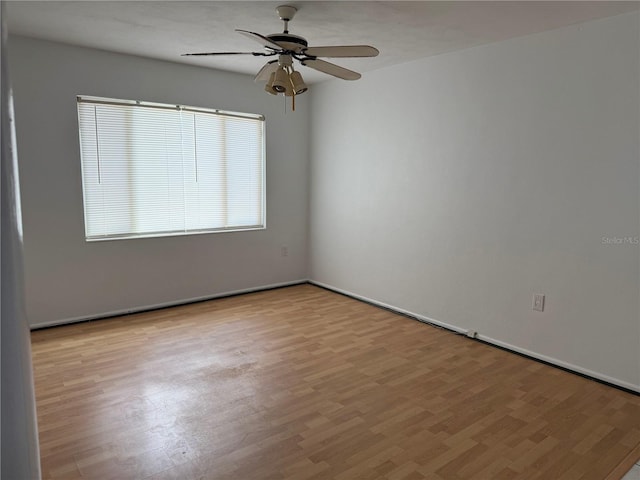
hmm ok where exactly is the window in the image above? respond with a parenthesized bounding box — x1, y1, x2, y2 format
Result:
(77, 96, 265, 241)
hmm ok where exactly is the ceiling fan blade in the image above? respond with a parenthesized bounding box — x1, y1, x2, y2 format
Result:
(182, 52, 268, 57)
(254, 61, 279, 82)
(303, 45, 379, 58)
(300, 59, 361, 81)
(236, 29, 284, 51)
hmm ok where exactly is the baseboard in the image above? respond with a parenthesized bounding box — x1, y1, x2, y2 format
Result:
(308, 280, 640, 395)
(309, 280, 469, 335)
(475, 333, 640, 394)
(31, 278, 639, 394)
(604, 442, 640, 480)
(29, 279, 309, 330)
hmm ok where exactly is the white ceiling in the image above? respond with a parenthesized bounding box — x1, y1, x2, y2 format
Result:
(6, 1, 639, 84)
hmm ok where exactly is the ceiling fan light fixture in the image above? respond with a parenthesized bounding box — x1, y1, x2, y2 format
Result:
(272, 67, 289, 93)
(289, 71, 308, 95)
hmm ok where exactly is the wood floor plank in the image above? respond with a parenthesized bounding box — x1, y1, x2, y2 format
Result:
(31, 284, 640, 479)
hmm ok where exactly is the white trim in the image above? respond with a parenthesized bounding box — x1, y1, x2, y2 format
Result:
(309, 280, 640, 394)
(30, 279, 308, 330)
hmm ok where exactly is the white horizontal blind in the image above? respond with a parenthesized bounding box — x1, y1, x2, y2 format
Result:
(77, 97, 265, 241)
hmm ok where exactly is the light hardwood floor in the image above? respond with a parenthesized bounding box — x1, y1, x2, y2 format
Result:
(31, 284, 640, 479)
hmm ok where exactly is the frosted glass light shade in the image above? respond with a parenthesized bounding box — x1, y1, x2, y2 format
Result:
(264, 72, 277, 95)
(290, 71, 308, 94)
(272, 67, 289, 93)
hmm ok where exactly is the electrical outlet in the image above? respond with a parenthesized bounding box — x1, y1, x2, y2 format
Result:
(533, 294, 545, 312)
(466, 330, 478, 339)
(281, 245, 289, 257)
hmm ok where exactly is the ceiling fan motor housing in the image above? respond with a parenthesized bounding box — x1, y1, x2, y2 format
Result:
(267, 33, 308, 53)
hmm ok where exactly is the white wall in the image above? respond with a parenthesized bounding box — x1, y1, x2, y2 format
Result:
(1, 7, 41, 478)
(9, 36, 309, 327)
(309, 12, 640, 391)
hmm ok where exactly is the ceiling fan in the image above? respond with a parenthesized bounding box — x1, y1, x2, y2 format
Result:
(182, 5, 379, 108)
